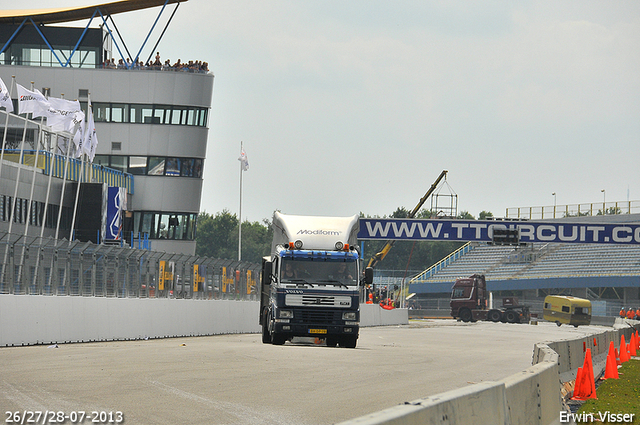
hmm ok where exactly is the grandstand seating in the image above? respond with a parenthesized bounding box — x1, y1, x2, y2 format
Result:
(411, 242, 640, 284)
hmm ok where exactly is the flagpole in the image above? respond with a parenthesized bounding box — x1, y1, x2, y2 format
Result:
(238, 141, 243, 261)
(69, 94, 90, 242)
(0, 76, 16, 186)
(0, 76, 15, 289)
(3, 83, 32, 288)
(54, 132, 74, 240)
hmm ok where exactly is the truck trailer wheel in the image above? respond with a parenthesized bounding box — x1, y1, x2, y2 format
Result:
(488, 310, 502, 322)
(459, 308, 472, 323)
(505, 310, 518, 323)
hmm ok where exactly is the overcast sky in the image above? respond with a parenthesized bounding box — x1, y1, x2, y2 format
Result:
(16, 1, 640, 222)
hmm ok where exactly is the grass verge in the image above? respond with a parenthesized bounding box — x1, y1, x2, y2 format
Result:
(577, 358, 640, 424)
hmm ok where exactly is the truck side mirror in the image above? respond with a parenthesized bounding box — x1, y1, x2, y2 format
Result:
(262, 261, 273, 285)
(363, 267, 373, 286)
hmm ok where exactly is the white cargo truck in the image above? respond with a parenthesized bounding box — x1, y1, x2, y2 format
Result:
(259, 212, 373, 348)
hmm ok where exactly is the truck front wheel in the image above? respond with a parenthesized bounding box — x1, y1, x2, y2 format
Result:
(340, 335, 358, 348)
(261, 309, 271, 344)
(459, 308, 472, 323)
(271, 334, 286, 345)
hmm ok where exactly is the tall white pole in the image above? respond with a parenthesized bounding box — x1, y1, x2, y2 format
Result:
(69, 94, 90, 242)
(54, 133, 73, 239)
(0, 76, 16, 184)
(238, 141, 243, 261)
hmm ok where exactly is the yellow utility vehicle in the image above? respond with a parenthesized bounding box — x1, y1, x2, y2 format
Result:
(543, 295, 591, 327)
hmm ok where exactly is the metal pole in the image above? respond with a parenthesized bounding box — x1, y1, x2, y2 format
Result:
(0, 76, 16, 184)
(69, 95, 90, 241)
(238, 142, 243, 261)
(54, 131, 75, 239)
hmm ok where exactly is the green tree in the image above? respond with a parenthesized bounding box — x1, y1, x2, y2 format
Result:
(196, 210, 238, 260)
(238, 218, 273, 263)
(457, 211, 474, 219)
(479, 210, 494, 220)
(196, 211, 273, 264)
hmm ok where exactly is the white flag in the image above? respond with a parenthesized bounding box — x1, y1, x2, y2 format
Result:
(56, 135, 70, 156)
(238, 147, 249, 171)
(47, 97, 84, 133)
(73, 118, 86, 158)
(16, 84, 49, 118)
(84, 100, 98, 162)
(0, 77, 13, 113)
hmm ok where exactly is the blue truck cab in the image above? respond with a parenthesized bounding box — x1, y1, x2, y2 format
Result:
(259, 212, 373, 348)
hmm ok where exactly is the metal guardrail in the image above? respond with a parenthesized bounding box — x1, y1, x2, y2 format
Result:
(3, 149, 134, 194)
(0, 231, 260, 300)
(409, 242, 472, 284)
(506, 200, 640, 219)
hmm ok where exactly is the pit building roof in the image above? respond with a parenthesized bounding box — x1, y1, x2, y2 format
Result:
(0, 0, 187, 25)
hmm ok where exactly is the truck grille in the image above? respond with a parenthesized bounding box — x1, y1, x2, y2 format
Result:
(299, 310, 340, 324)
(285, 294, 351, 307)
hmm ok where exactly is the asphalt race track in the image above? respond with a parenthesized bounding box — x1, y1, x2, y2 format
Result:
(1, 320, 605, 425)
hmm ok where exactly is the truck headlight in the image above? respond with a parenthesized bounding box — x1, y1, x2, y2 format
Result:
(279, 310, 293, 319)
(342, 312, 357, 321)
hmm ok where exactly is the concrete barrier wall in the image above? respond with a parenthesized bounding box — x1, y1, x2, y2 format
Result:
(360, 304, 409, 327)
(338, 381, 509, 425)
(503, 346, 560, 425)
(0, 295, 261, 346)
(339, 323, 640, 425)
(0, 295, 408, 346)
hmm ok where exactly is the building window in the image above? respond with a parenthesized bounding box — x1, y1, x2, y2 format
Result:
(148, 157, 165, 175)
(111, 104, 129, 123)
(89, 103, 207, 126)
(109, 156, 127, 173)
(92, 155, 203, 178)
(133, 212, 197, 240)
(165, 158, 181, 176)
(130, 104, 153, 124)
(128, 156, 147, 175)
(94, 103, 110, 122)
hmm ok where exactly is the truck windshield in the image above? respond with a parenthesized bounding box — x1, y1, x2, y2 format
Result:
(281, 258, 358, 286)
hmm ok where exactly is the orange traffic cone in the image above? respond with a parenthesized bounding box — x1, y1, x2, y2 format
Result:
(572, 367, 585, 400)
(572, 349, 597, 400)
(619, 335, 630, 363)
(584, 348, 597, 399)
(602, 341, 619, 380)
(630, 333, 637, 357)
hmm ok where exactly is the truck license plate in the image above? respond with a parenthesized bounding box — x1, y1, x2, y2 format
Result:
(309, 329, 327, 334)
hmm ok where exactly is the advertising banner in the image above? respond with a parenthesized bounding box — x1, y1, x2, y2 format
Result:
(357, 218, 640, 245)
(105, 187, 125, 241)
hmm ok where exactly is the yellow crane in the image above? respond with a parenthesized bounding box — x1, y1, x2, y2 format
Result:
(366, 170, 449, 269)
